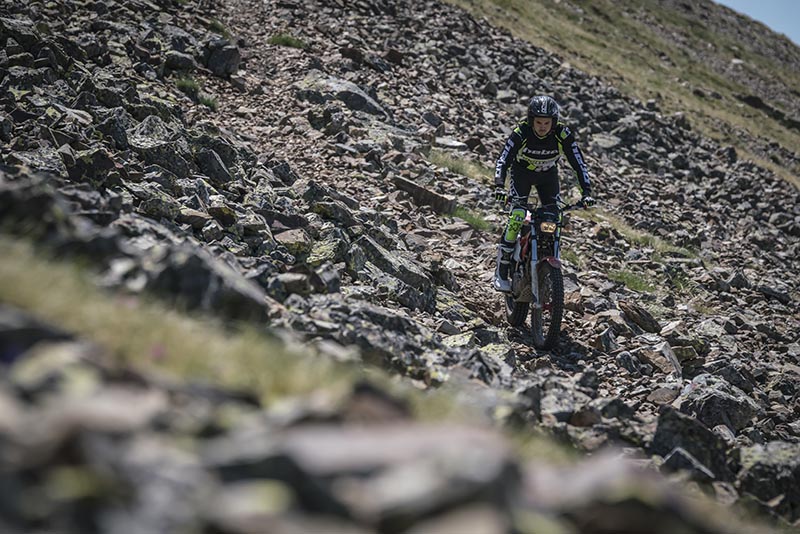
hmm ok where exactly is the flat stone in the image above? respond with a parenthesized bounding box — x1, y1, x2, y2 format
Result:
(275, 228, 313, 257)
(391, 175, 456, 214)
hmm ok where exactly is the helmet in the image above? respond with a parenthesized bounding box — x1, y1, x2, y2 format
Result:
(527, 95, 559, 136)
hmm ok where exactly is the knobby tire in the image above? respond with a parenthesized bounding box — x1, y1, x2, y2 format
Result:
(505, 294, 529, 327)
(532, 262, 564, 350)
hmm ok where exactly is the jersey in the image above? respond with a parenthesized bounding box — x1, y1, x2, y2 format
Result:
(494, 120, 591, 195)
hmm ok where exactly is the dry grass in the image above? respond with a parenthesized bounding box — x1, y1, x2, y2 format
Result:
(0, 237, 354, 404)
(579, 209, 697, 259)
(428, 149, 494, 183)
(608, 268, 655, 293)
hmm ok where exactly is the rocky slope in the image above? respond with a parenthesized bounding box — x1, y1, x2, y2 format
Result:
(448, 0, 800, 185)
(1, 0, 799, 531)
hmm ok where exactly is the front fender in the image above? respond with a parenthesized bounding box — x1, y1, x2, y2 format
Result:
(540, 256, 561, 269)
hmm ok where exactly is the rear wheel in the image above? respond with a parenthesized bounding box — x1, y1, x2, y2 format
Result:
(531, 262, 564, 350)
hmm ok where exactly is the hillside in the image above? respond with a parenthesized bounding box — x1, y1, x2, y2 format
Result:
(1, 0, 799, 531)
(450, 0, 800, 187)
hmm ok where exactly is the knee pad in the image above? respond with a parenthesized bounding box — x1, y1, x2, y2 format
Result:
(504, 208, 526, 243)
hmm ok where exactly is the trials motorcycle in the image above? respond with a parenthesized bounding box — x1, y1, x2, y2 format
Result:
(503, 196, 586, 350)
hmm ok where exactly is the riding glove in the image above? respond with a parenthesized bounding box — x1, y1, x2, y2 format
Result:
(581, 195, 595, 208)
(494, 188, 507, 205)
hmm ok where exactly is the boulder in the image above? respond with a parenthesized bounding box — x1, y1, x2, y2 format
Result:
(678, 374, 761, 433)
(296, 70, 388, 117)
(649, 406, 733, 481)
(737, 441, 800, 522)
(128, 115, 194, 179)
(204, 37, 241, 77)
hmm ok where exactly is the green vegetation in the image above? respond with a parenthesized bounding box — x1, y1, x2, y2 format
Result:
(583, 209, 697, 259)
(428, 149, 493, 183)
(209, 19, 232, 40)
(561, 249, 583, 269)
(453, 206, 491, 231)
(176, 77, 218, 111)
(689, 301, 718, 316)
(608, 269, 655, 293)
(176, 76, 200, 98)
(268, 34, 308, 50)
(446, 0, 800, 185)
(198, 93, 218, 111)
(665, 267, 696, 294)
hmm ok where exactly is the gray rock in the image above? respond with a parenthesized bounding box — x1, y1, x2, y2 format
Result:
(539, 376, 593, 423)
(737, 441, 800, 522)
(275, 229, 313, 258)
(164, 50, 197, 71)
(270, 161, 300, 185)
(0, 113, 13, 142)
(196, 149, 232, 185)
(0, 305, 73, 365)
(5, 147, 67, 177)
(297, 70, 387, 117)
(311, 200, 359, 228)
(592, 133, 622, 149)
(638, 341, 682, 377)
(95, 106, 136, 149)
(618, 301, 661, 333)
(661, 447, 715, 482)
(678, 374, 762, 433)
(649, 406, 733, 481)
(355, 235, 435, 310)
(391, 175, 456, 214)
(0, 16, 41, 50)
(204, 38, 241, 78)
(128, 115, 194, 179)
(433, 137, 468, 151)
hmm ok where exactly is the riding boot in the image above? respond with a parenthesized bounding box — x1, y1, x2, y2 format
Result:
(493, 245, 513, 292)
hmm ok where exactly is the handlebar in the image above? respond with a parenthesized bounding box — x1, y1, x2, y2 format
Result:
(503, 196, 590, 213)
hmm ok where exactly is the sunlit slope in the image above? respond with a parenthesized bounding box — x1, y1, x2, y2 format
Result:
(449, 0, 800, 186)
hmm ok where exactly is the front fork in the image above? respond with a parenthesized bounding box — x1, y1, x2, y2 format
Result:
(530, 238, 540, 310)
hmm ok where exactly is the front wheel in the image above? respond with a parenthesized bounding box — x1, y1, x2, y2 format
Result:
(531, 262, 564, 350)
(505, 294, 529, 327)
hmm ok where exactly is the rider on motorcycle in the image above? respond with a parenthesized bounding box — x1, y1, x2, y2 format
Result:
(493, 95, 595, 292)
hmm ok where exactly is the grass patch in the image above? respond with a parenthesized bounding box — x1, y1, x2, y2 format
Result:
(199, 93, 218, 111)
(268, 34, 308, 50)
(176, 77, 217, 111)
(209, 19, 232, 40)
(583, 209, 697, 259)
(665, 267, 697, 294)
(738, 148, 800, 190)
(561, 249, 584, 269)
(428, 149, 493, 183)
(608, 269, 655, 293)
(689, 300, 718, 316)
(176, 76, 200, 98)
(453, 206, 491, 231)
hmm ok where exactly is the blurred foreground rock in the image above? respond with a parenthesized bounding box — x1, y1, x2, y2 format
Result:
(0, 310, 773, 533)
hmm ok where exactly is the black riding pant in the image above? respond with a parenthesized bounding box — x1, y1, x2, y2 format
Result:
(500, 165, 560, 247)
